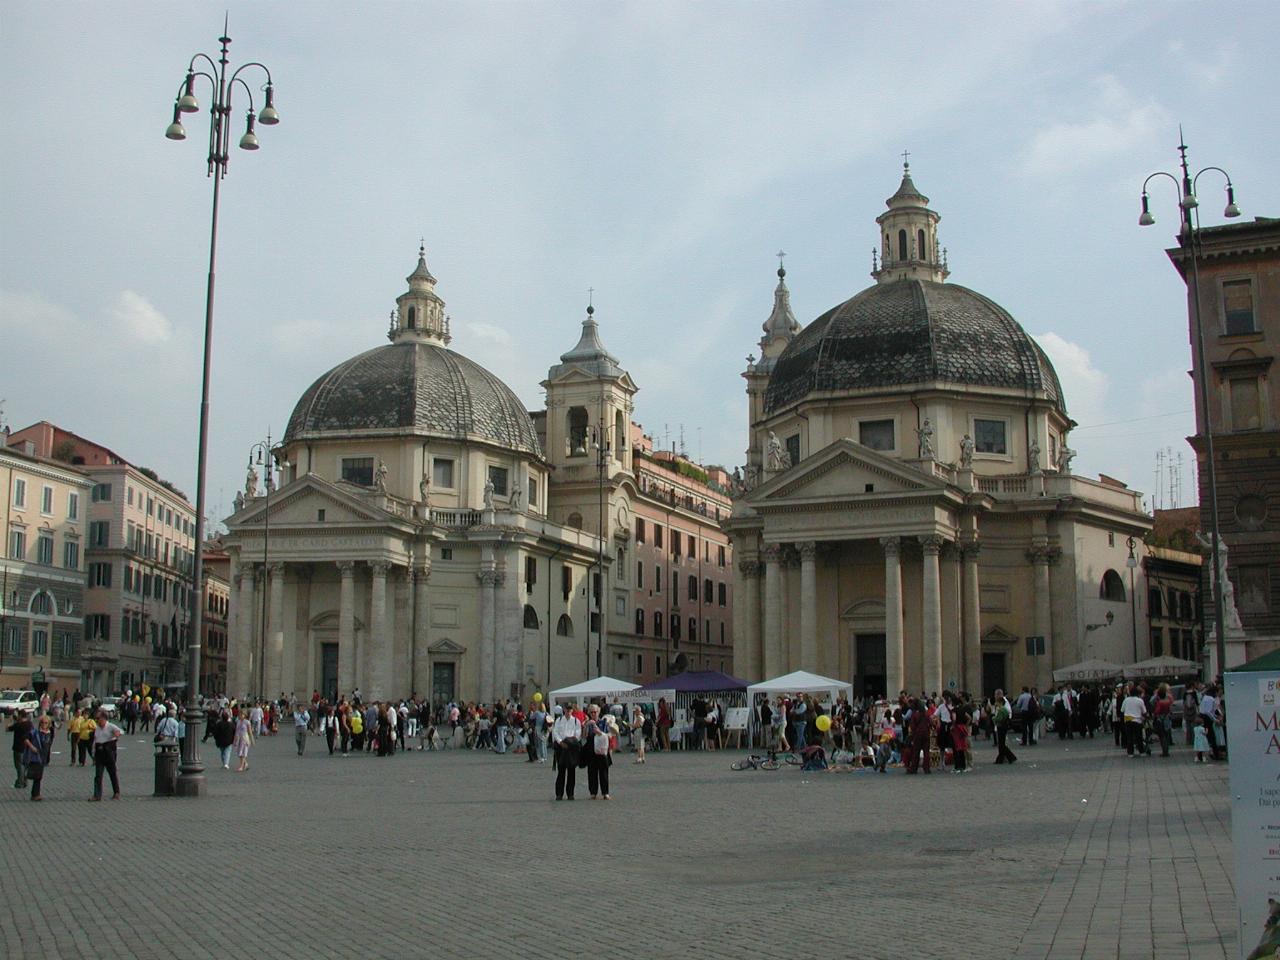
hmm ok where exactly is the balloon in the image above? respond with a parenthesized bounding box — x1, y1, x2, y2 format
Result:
(532, 692, 543, 703)
(815, 714, 832, 732)
(144, 697, 152, 705)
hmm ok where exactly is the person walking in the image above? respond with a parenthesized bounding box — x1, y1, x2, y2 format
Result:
(992, 691, 1017, 764)
(1122, 685, 1149, 756)
(90, 710, 124, 800)
(233, 710, 254, 772)
(1198, 685, 1223, 761)
(323, 705, 338, 755)
(293, 704, 310, 756)
(22, 716, 50, 801)
(631, 706, 647, 764)
(1152, 683, 1174, 757)
(211, 710, 235, 769)
(528, 700, 547, 763)
(552, 704, 581, 800)
(9, 709, 34, 790)
(656, 698, 672, 752)
(582, 704, 613, 799)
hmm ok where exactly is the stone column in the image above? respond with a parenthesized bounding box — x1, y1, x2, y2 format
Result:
(919, 535, 943, 696)
(368, 561, 390, 701)
(762, 545, 784, 679)
(337, 561, 356, 698)
(237, 569, 256, 697)
(267, 562, 285, 698)
(880, 536, 904, 697)
(477, 568, 500, 702)
(227, 567, 241, 695)
(782, 549, 800, 672)
(1028, 546, 1058, 690)
(737, 559, 762, 681)
(961, 542, 982, 695)
(412, 564, 431, 699)
(798, 541, 818, 671)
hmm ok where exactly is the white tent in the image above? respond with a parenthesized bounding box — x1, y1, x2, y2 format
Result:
(548, 676, 640, 705)
(747, 670, 853, 702)
(1123, 656, 1200, 680)
(1052, 659, 1123, 683)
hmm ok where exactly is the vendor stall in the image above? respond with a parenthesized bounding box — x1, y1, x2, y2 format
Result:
(746, 670, 854, 747)
(1122, 656, 1200, 681)
(547, 676, 640, 706)
(638, 670, 749, 748)
(1052, 659, 1123, 684)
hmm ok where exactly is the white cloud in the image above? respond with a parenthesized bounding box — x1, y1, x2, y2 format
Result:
(1018, 75, 1169, 178)
(1035, 331, 1109, 430)
(109, 289, 172, 343)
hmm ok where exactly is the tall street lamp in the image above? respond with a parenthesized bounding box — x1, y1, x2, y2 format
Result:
(247, 433, 275, 699)
(1138, 134, 1240, 682)
(165, 23, 280, 797)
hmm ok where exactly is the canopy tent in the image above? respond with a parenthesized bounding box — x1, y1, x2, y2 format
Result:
(1052, 659, 1124, 683)
(747, 670, 853, 701)
(547, 676, 639, 706)
(1123, 656, 1201, 680)
(639, 670, 748, 693)
(640, 670, 751, 743)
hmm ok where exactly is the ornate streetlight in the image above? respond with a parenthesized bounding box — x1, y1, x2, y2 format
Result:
(1138, 134, 1240, 682)
(246, 433, 275, 699)
(165, 22, 280, 797)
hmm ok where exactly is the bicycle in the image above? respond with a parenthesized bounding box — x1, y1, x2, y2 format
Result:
(730, 753, 780, 771)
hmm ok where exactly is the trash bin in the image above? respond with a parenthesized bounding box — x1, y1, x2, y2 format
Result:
(153, 740, 179, 797)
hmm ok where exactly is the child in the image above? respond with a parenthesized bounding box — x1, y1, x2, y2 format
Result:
(951, 712, 971, 774)
(1193, 715, 1210, 763)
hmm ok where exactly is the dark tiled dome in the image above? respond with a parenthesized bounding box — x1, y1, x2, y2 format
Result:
(763, 279, 1066, 416)
(285, 341, 542, 456)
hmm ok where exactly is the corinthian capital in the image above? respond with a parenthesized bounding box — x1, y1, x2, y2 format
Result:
(798, 541, 818, 562)
(879, 536, 900, 558)
(762, 543, 784, 563)
(918, 534, 944, 554)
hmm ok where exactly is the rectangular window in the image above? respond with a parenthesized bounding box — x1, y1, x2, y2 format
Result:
(8, 529, 25, 560)
(636, 560, 643, 589)
(673, 534, 682, 559)
(525, 556, 537, 592)
(1223, 279, 1255, 335)
(859, 419, 895, 451)
(13, 477, 26, 508)
(672, 570, 678, 596)
(341, 457, 374, 486)
(67, 492, 79, 520)
(89, 562, 112, 588)
(487, 465, 509, 497)
(1229, 378, 1262, 431)
(89, 521, 110, 548)
(656, 655, 663, 675)
(59, 632, 76, 658)
(127, 486, 134, 506)
(63, 541, 79, 569)
(561, 564, 572, 601)
(654, 525, 664, 549)
(785, 434, 801, 467)
(32, 629, 48, 656)
(656, 565, 663, 593)
(974, 418, 1008, 454)
(41, 486, 54, 514)
(440, 547, 453, 560)
(592, 572, 601, 606)
(687, 534, 695, 557)
(91, 482, 112, 503)
(718, 582, 727, 607)
(688, 576, 698, 601)
(432, 457, 455, 488)
(5, 625, 19, 656)
(636, 653, 643, 674)
(37, 534, 54, 565)
(635, 518, 645, 544)
(616, 596, 625, 617)
(718, 544, 726, 567)
(527, 477, 538, 507)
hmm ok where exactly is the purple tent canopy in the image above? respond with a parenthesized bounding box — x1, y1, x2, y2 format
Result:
(637, 670, 748, 693)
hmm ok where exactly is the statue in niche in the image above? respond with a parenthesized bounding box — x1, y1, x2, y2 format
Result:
(483, 478, 495, 510)
(373, 457, 388, 493)
(509, 482, 524, 512)
(916, 418, 934, 459)
(1028, 437, 1042, 476)
(766, 431, 791, 472)
(419, 472, 431, 506)
(958, 434, 974, 468)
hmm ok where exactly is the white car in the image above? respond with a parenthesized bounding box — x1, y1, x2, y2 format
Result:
(0, 689, 41, 716)
(97, 696, 122, 718)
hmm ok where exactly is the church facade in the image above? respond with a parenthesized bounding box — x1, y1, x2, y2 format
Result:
(728, 166, 1154, 697)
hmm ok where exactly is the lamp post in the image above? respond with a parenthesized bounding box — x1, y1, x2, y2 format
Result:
(165, 23, 280, 797)
(1138, 135, 1240, 682)
(1126, 537, 1139, 663)
(247, 433, 274, 699)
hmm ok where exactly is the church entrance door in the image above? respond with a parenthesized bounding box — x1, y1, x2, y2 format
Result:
(982, 652, 1006, 699)
(854, 633, 886, 699)
(320, 643, 338, 701)
(432, 662, 456, 707)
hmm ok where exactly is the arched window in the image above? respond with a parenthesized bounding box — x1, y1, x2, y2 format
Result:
(567, 512, 583, 530)
(30, 591, 53, 615)
(897, 229, 908, 261)
(615, 410, 626, 462)
(523, 604, 540, 629)
(556, 614, 573, 637)
(1100, 570, 1126, 602)
(917, 229, 926, 261)
(567, 407, 589, 455)
(635, 608, 645, 635)
(407, 305, 417, 329)
(653, 611, 663, 637)
(687, 575, 698, 602)
(1148, 587, 1163, 617)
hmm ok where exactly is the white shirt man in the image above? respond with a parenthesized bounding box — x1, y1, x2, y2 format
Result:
(1121, 691, 1148, 756)
(552, 711, 582, 747)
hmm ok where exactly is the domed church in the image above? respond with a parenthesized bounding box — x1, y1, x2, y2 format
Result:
(222, 248, 606, 705)
(729, 164, 1152, 697)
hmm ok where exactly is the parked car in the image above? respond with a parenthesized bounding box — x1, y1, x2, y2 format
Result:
(96, 695, 122, 718)
(0, 689, 41, 716)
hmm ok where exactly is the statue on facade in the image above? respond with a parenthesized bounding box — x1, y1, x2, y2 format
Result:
(1028, 437, 1042, 476)
(765, 431, 790, 472)
(744, 464, 760, 491)
(418, 472, 431, 506)
(264, 465, 276, 493)
(233, 491, 245, 513)
(1196, 531, 1245, 632)
(1057, 443, 1076, 474)
(483, 478, 495, 510)
(244, 463, 258, 498)
(509, 482, 524, 512)
(958, 433, 975, 468)
(373, 457, 388, 494)
(916, 418, 935, 459)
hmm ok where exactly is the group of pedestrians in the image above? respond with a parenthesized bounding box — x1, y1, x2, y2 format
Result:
(8, 706, 123, 801)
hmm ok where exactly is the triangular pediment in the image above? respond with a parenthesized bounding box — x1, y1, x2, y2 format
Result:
(227, 473, 394, 528)
(982, 625, 1019, 643)
(748, 438, 941, 504)
(428, 638, 466, 654)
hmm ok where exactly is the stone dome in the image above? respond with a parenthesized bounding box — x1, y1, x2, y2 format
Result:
(284, 340, 542, 456)
(763, 278, 1066, 416)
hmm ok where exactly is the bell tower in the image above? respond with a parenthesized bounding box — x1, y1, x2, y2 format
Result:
(743, 254, 801, 478)
(871, 157, 949, 284)
(389, 243, 451, 345)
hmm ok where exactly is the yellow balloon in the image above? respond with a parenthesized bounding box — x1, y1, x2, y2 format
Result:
(532, 692, 543, 703)
(815, 714, 832, 732)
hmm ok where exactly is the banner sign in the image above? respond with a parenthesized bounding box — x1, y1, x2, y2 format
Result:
(724, 707, 749, 730)
(1225, 668, 1280, 960)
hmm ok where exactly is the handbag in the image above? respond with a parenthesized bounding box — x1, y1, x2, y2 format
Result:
(594, 732, 611, 756)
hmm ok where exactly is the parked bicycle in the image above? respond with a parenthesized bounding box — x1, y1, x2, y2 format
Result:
(731, 752, 781, 771)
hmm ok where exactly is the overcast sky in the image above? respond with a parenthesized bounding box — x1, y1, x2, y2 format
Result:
(3, 2, 1277, 528)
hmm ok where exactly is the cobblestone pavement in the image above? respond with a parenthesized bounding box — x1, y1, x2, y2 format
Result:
(1, 728, 1233, 959)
